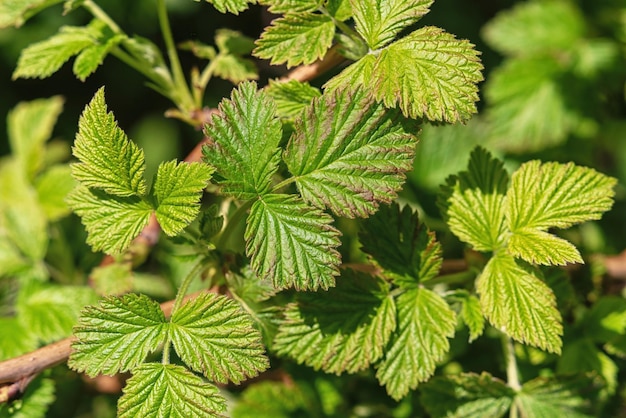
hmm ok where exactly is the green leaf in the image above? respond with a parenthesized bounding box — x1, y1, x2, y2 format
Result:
(376, 287, 456, 400)
(440, 147, 509, 252)
(245, 194, 341, 290)
(17, 282, 98, 343)
(0, 376, 56, 418)
(232, 381, 309, 418)
(482, 0, 585, 57)
(213, 54, 258, 84)
(0, 0, 61, 28)
(370, 26, 483, 122)
(71, 87, 147, 197)
(8, 96, 64, 179)
(351, 0, 432, 49)
(118, 363, 226, 418)
(326, 0, 352, 21)
(557, 339, 618, 394)
(514, 375, 598, 418)
(91, 262, 133, 296)
(35, 164, 76, 220)
(323, 53, 376, 91)
(449, 290, 485, 342)
(69, 293, 168, 376)
(215, 28, 256, 55)
(258, 0, 319, 14)
(12, 20, 103, 79)
(284, 88, 417, 218)
(581, 296, 626, 344)
(0, 318, 37, 360)
(203, 0, 254, 14)
(66, 186, 152, 254)
(73, 30, 125, 81)
(169, 292, 268, 384)
(360, 202, 441, 287)
(202, 81, 282, 199)
(507, 229, 582, 266)
(152, 161, 213, 236)
(254, 13, 335, 68)
(420, 372, 514, 418)
(476, 254, 563, 353)
(265, 79, 321, 121)
(274, 270, 396, 374)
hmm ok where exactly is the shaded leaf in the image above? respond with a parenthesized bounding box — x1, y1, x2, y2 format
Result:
(265, 79, 321, 121)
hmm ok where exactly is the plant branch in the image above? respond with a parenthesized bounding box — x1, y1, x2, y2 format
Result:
(502, 334, 521, 391)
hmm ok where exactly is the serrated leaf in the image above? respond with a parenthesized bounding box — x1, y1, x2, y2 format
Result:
(213, 54, 258, 83)
(0, 0, 62, 28)
(258, 0, 319, 14)
(514, 375, 598, 418)
(8, 96, 64, 179)
(265, 79, 321, 121)
(35, 164, 76, 220)
(323, 53, 376, 92)
(482, 1, 585, 57)
(350, 0, 432, 49)
(71, 87, 147, 197)
(360, 202, 441, 287)
(440, 147, 509, 252)
(449, 290, 485, 342)
(274, 270, 396, 374)
(507, 228, 582, 266)
(326, 0, 352, 21)
(118, 363, 226, 418)
(420, 372, 514, 418)
(215, 28, 255, 55)
(169, 293, 268, 384)
(476, 254, 563, 353)
(12, 21, 101, 79)
(254, 13, 335, 68)
(376, 287, 456, 400)
(69, 294, 168, 376)
(17, 282, 98, 343)
(284, 88, 417, 218)
(204, 0, 254, 14)
(202, 81, 282, 199)
(506, 160, 616, 231)
(245, 194, 341, 290)
(152, 161, 213, 236)
(66, 186, 152, 254)
(232, 381, 309, 418)
(73, 31, 125, 81)
(370, 26, 483, 122)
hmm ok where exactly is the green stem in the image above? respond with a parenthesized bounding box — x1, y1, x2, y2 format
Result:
(271, 177, 296, 193)
(216, 200, 254, 249)
(194, 58, 219, 107)
(82, 0, 123, 34)
(425, 270, 475, 287)
(502, 334, 521, 391)
(156, 0, 195, 112)
(171, 258, 206, 316)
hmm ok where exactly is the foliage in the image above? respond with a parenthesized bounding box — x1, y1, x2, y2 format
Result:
(0, 0, 625, 417)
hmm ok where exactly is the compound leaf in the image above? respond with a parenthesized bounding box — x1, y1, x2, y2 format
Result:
(152, 161, 214, 237)
(169, 293, 268, 384)
(284, 88, 417, 218)
(254, 13, 335, 68)
(476, 254, 562, 353)
(376, 287, 456, 400)
(273, 270, 396, 374)
(69, 294, 168, 376)
(265, 79, 321, 121)
(420, 372, 514, 418)
(71, 87, 147, 197)
(118, 363, 227, 418)
(372, 26, 483, 122)
(202, 82, 282, 199)
(245, 194, 341, 290)
(506, 160, 616, 231)
(351, 0, 432, 49)
(66, 186, 152, 254)
(440, 147, 509, 252)
(360, 202, 441, 287)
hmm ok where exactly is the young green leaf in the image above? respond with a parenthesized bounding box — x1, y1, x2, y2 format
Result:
(213, 54, 258, 84)
(152, 161, 214, 237)
(169, 292, 268, 384)
(254, 13, 335, 68)
(8, 95, 64, 179)
(371, 26, 483, 122)
(232, 380, 309, 418)
(350, 0, 432, 49)
(0, 0, 61, 28)
(245, 194, 341, 290)
(258, 0, 319, 14)
(118, 363, 227, 418)
(440, 147, 509, 252)
(17, 282, 98, 343)
(323, 53, 376, 92)
(71, 87, 147, 197)
(376, 287, 456, 400)
(283, 88, 417, 218)
(265, 79, 321, 121)
(273, 270, 396, 374)
(202, 81, 282, 199)
(215, 28, 256, 55)
(449, 290, 485, 342)
(476, 254, 563, 353)
(507, 229, 582, 266)
(360, 203, 441, 287)
(69, 294, 168, 376)
(420, 372, 514, 418)
(0, 318, 37, 360)
(66, 186, 152, 254)
(35, 165, 76, 221)
(73, 30, 125, 81)
(203, 0, 254, 14)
